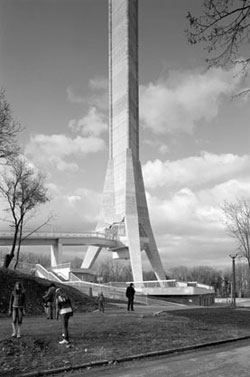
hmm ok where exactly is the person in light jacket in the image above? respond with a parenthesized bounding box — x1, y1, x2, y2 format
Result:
(55, 288, 73, 345)
(8, 281, 26, 338)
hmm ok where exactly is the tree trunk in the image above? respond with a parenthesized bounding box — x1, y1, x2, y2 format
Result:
(14, 220, 23, 269)
(14, 238, 22, 269)
(3, 253, 13, 268)
(5, 223, 19, 269)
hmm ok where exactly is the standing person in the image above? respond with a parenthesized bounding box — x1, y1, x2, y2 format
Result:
(42, 290, 49, 318)
(97, 292, 105, 313)
(8, 281, 26, 338)
(126, 283, 135, 311)
(43, 283, 56, 319)
(55, 288, 73, 345)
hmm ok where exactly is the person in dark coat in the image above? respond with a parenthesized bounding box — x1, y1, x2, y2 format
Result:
(43, 283, 56, 319)
(97, 292, 105, 313)
(126, 283, 135, 311)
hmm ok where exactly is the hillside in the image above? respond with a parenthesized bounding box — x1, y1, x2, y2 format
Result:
(0, 268, 97, 316)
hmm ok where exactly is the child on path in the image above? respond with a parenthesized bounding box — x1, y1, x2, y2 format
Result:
(55, 288, 73, 345)
(8, 281, 26, 338)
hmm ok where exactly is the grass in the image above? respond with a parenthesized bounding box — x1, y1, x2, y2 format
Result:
(1, 307, 250, 376)
(1, 269, 250, 376)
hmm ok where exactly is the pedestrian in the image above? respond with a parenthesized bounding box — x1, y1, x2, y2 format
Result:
(43, 283, 56, 319)
(55, 288, 73, 345)
(126, 283, 135, 311)
(42, 290, 49, 317)
(8, 281, 26, 338)
(97, 291, 105, 313)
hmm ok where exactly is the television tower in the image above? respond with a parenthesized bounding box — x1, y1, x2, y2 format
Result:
(82, 0, 166, 283)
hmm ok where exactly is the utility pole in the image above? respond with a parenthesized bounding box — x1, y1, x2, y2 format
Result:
(229, 253, 238, 308)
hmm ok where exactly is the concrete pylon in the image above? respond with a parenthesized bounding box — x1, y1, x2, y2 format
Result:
(81, 0, 166, 282)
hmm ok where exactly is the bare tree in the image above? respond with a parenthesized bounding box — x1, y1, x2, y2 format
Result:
(222, 200, 250, 268)
(96, 259, 132, 283)
(186, 0, 250, 85)
(0, 157, 50, 268)
(0, 89, 20, 160)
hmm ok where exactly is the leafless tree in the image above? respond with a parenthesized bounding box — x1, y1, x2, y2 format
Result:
(222, 199, 250, 268)
(186, 0, 250, 89)
(168, 265, 222, 288)
(96, 259, 132, 283)
(0, 89, 20, 160)
(168, 266, 190, 281)
(0, 157, 50, 268)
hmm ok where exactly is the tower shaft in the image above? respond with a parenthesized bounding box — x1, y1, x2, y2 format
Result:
(82, 0, 166, 283)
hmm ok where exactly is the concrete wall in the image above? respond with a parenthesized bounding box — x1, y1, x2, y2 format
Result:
(149, 294, 215, 306)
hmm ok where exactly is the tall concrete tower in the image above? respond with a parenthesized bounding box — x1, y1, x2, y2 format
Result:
(82, 0, 166, 282)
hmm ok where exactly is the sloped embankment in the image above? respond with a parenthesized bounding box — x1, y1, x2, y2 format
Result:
(0, 267, 97, 316)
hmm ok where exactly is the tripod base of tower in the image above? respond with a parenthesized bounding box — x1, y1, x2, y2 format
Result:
(81, 149, 166, 284)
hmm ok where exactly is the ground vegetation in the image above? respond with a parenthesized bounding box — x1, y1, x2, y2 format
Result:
(1, 268, 250, 376)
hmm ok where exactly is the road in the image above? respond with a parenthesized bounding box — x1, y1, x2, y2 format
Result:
(51, 339, 250, 377)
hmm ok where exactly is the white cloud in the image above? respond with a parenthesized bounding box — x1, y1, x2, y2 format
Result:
(67, 76, 108, 110)
(144, 138, 169, 155)
(28, 185, 102, 234)
(146, 182, 242, 267)
(141, 151, 250, 267)
(43, 187, 102, 230)
(89, 76, 108, 91)
(88, 77, 108, 110)
(66, 87, 85, 104)
(198, 179, 250, 206)
(147, 185, 226, 240)
(25, 134, 106, 172)
(139, 66, 244, 134)
(69, 107, 108, 136)
(143, 152, 250, 190)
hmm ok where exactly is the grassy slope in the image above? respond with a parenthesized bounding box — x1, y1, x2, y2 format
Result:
(1, 269, 250, 376)
(0, 268, 97, 315)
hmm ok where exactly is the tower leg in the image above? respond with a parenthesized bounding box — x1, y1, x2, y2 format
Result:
(81, 159, 115, 269)
(125, 215, 143, 283)
(144, 234, 166, 281)
(135, 161, 166, 281)
(51, 241, 62, 267)
(81, 246, 102, 269)
(125, 150, 143, 283)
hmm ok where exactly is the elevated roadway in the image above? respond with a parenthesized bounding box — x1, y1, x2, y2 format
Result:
(0, 231, 121, 266)
(0, 231, 119, 247)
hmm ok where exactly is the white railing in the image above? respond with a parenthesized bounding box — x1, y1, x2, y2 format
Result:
(0, 231, 117, 240)
(176, 281, 214, 291)
(51, 262, 71, 269)
(64, 279, 150, 303)
(69, 272, 82, 282)
(35, 264, 62, 282)
(132, 279, 214, 292)
(132, 280, 178, 289)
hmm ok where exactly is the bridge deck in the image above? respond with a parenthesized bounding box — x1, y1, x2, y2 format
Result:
(0, 232, 120, 248)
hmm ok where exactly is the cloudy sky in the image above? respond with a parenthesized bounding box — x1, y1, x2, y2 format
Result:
(0, 0, 250, 271)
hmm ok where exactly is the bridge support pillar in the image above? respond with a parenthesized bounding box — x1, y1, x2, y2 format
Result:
(81, 246, 102, 269)
(51, 240, 62, 267)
